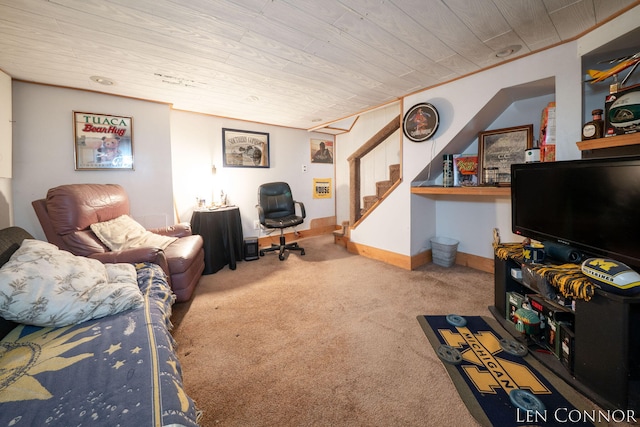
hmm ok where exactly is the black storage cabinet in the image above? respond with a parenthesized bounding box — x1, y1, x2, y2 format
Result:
(492, 255, 640, 411)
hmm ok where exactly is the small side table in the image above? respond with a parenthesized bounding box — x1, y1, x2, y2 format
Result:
(190, 206, 244, 274)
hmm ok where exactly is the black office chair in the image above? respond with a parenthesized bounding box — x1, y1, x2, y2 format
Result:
(257, 182, 306, 260)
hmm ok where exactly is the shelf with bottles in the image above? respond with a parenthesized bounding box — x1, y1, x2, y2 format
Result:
(576, 132, 640, 151)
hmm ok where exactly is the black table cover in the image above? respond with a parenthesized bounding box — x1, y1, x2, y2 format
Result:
(190, 207, 244, 274)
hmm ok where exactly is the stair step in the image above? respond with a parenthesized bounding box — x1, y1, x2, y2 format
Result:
(332, 221, 351, 237)
(363, 195, 378, 211)
(376, 180, 393, 198)
(389, 164, 400, 182)
(355, 163, 400, 221)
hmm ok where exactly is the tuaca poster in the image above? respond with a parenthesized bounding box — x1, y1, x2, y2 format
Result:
(73, 112, 134, 170)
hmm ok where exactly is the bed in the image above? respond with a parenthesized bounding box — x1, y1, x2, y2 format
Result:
(0, 227, 201, 426)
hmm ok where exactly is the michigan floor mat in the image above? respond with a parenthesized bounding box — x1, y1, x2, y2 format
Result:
(417, 315, 610, 427)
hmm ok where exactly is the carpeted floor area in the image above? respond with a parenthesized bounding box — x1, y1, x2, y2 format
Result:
(169, 235, 609, 426)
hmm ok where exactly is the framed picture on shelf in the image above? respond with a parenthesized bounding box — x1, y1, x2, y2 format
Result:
(477, 124, 533, 185)
(222, 128, 270, 168)
(73, 112, 134, 170)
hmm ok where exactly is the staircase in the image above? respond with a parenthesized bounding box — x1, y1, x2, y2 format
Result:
(361, 163, 400, 215)
(335, 163, 400, 247)
(347, 115, 401, 226)
(335, 114, 401, 247)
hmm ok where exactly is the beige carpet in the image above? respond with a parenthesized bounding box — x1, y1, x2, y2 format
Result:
(169, 235, 565, 426)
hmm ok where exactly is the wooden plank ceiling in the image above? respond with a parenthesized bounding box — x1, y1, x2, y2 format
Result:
(0, 0, 637, 131)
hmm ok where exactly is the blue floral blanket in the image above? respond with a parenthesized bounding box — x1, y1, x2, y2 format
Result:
(0, 263, 200, 426)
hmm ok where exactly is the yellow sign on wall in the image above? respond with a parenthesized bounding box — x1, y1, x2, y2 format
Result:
(313, 178, 332, 199)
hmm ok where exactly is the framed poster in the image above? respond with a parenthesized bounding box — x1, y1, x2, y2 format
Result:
(313, 178, 332, 199)
(74, 112, 133, 170)
(477, 124, 533, 185)
(310, 138, 333, 164)
(222, 128, 269, 168)
(403, 102, 439, 142)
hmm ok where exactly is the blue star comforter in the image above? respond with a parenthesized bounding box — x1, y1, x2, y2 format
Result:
(0, 263, 200, 426)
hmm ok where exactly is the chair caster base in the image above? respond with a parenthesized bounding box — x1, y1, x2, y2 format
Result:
(259, 241, 305, 261)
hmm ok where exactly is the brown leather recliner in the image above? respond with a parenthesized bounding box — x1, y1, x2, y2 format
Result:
(32, 183, 204, 302)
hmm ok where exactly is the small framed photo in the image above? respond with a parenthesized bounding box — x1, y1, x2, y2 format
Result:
(73, 112, 134, 170)
(222, 128, 270, 168)
(310, 138, 333, 164)
(478, 124, 533, 185)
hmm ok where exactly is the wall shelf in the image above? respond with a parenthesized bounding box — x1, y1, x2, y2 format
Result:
(576, 133, 639, 151)
(411, 185, 510, 197)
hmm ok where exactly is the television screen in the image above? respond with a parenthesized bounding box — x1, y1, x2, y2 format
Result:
(511, 156, 640, 271)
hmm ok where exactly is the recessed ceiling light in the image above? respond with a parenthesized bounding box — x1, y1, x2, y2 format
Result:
(90, 76, 115, 85)
(495, 45, 522, 58)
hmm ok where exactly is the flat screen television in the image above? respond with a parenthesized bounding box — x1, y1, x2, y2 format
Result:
(511, 155, 640, 272)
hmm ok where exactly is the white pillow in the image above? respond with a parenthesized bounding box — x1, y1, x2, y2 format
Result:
(90, 214, 177, 251)
(0, 239, 143, 327)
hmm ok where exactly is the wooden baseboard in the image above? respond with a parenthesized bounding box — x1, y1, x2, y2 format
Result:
(257, 218, 335, 247)
(346, 240, 412, 269)
(258, 223, 495, 274)
(344, 240, 494, 273)
(309, 216, 336, 230)
(411, 248, 493, 273)
(333, 234, 348, 248)
(453, 251, 494, 273)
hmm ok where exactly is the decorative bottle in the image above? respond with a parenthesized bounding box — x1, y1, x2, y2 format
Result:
(581, 109, 604, 141)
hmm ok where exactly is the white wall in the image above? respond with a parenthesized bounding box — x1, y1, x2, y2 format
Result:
(170, 110, 336, 239)
(0, 71, 11, 180)
(344, 41, 583, 259)
(10, 83, 336, 241)
(335, 103, 401, 225)
(407, 9, 640, 260)
(334, 104, 409, 253)
(0, 178, 9, 229)
(343, 4, 639, 261)
(431, 94, 557, 253)
(8, 6, 638, 260)
(11, 82, 175, 239)
(359, 128, 401, 202)
(0, 70, 11, 228)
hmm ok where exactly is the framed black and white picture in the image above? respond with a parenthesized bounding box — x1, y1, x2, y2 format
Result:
(477, 124, 533, 185)
(222, 128, 270, 168)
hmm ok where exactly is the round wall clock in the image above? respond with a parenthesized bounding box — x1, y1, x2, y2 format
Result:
(403, 102, 439, 142)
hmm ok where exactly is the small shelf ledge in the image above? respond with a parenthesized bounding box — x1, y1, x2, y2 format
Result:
(576, 133, 639, 151)
(411, 185, 510, 197)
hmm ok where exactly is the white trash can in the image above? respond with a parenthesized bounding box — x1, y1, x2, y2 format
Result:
(430, 236, 459, 267)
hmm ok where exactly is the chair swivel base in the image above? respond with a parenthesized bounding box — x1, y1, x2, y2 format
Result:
(259, 235, 305, 261)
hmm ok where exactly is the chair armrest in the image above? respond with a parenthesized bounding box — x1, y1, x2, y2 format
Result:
(257, 205, 266, 224)
(148, 222, 192, 238)
(294, 200, 306, 219)
(89, 247, 171, 282)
